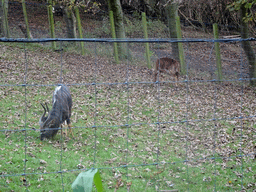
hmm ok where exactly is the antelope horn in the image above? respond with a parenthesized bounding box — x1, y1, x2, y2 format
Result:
(39, 103, 47, 127)
(45, 102, 49, 113)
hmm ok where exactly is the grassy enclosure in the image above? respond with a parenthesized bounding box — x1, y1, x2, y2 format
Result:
(1, 0, 256, 190)
(0, 39, 256, 192)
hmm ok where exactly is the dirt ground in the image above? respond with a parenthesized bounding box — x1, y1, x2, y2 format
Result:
(5, 0, 255, 81)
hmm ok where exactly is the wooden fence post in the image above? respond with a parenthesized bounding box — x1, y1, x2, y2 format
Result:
(2, 0, 9, 37)
(142, 12, 151, 69)
(175, 16, 185, 75)
(74, 6, 85, 55)
(213, 23, 223, 81)
(48, 5, 56, 50)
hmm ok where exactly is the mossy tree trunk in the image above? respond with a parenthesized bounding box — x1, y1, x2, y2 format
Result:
(108, 0, 128, 59)
(240, 3, 256, 86)
(63, 7, 76, 39)
(176, 16, 186, 75)
(213, 23, 223, 81)
(22, 0, 32, 39)
(74, 6, 85, 55)
(0, 0, 9, 37)
(165, 0, 179, 61)
(0, 0, 5, 37)
(48, 5, 56, 50)
(109, 10, 119, 64)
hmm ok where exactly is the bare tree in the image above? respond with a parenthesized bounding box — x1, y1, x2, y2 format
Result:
(63, 7, 77, 38)
(108, 0, 128, 59)
(240, 3, 256, 86)
(165, 0, 180, 61)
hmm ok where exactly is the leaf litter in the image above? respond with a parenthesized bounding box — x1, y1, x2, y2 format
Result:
(0, 42, 256, 191)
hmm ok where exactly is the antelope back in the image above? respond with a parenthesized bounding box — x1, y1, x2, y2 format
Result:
(154, 57, 180, 82)
(155, 57, 180, 73)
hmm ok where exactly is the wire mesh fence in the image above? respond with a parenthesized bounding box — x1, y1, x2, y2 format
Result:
(0, 37, 256, 191)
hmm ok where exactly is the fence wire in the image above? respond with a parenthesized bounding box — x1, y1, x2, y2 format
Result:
(0, 37, 256, 191)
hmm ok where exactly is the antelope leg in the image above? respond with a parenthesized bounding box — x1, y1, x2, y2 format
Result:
(68, 124, 74, 138)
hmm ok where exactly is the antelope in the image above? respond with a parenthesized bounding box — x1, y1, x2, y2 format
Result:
(39, 85, 73, 140)
(154, 57, 180, 84)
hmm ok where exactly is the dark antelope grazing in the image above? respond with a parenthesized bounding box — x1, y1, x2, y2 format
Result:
(39, 85, 73, 140)
(154, 57, 180, 84)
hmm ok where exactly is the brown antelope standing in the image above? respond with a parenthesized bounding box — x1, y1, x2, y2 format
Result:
(154, 57, 180, 84)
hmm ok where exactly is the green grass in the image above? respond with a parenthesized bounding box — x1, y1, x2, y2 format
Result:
(1, 43, 256, 192)
(1, 84, 255, 191)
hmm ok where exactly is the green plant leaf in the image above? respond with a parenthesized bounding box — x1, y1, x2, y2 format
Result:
(93, 170, 103, 192)
(245, 3, 252, 8)
(72, 168, 102, 192)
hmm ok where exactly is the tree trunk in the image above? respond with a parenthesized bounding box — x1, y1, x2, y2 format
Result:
(18, 23, 33, 38)
(108, 0, 127, 59)
(3, 0, 9, 37)
(240, 3, 256, 86)
(63, 7, 76, 39)
(0, 0, 5, 37)
(22, 0, 32, 39)
(0, 0, 9, 37)
(165, 0, 179, 61)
